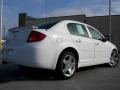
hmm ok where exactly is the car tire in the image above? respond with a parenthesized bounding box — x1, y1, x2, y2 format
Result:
(56, 51, 77, 79)
(108, 50, 119, 67)
(18, 65, 33, 71)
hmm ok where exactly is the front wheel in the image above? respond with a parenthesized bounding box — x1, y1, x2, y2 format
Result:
(56, 51, 77, 79)
(108, 50, 119, 67)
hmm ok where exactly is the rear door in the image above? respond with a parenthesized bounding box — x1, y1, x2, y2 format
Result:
(67, 23, 94, 65)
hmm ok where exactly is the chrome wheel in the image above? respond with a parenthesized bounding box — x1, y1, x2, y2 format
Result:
(62, 55, 76, 77)
(56, 51, 77, 79)
(109, 51, 119, 67)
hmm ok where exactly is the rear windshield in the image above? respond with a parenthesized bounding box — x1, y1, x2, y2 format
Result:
(33, 22, 58, 29)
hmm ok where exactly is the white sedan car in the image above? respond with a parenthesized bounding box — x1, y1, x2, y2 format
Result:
(3, 20, 119, 79)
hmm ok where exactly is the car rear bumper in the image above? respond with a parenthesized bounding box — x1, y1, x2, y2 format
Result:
(3, 43, 58, 70)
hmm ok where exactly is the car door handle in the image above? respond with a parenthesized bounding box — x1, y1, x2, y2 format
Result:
(76, 39, 81, 43)
(95, 42, 99, 45)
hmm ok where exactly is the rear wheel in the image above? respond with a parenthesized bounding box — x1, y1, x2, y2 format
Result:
(56, 51, 77, 79)
(18, 65, 31, 70)
(108, 50, 119, 67)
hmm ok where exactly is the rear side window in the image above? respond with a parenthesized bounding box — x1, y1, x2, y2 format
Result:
(67, 23, 89, 37)
(33, 22, 58, 29)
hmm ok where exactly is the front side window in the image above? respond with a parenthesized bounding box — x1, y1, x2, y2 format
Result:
(87, 26, 103, 40)
(67, 23, 89, 37)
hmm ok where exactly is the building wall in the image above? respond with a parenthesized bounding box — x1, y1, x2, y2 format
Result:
(86, 15, 120, 50)
(86, 16, 109, 36)
(19, 13, 120, 50)
(111, 15, 120, 50)
(19, 13, 86, 27)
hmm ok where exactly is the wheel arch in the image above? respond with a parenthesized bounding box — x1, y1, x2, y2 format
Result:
(55, 47, 79, 70)
(113, 48, 118, 52)
(111, 48, 119, 55)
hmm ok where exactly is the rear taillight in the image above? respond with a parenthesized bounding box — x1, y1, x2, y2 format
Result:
(27, 31, 46, 42)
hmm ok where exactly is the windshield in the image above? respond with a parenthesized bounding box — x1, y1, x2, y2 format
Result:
(33, 22, 59, 29)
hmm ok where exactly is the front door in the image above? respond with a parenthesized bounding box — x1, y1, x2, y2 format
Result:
(87, 26, 109, 63)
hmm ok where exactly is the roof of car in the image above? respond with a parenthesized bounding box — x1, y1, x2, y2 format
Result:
(59, 20, 88, 25)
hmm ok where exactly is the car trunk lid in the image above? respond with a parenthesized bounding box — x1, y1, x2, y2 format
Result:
(5, 27, 31, 46)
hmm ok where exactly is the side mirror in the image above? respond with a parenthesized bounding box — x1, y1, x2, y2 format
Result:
(104, 36, 110, 41)
(99, 36, 110, 42)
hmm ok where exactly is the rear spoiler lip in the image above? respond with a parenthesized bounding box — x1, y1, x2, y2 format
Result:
(8, 26, 47, 33)
(8, 26, 31, 32)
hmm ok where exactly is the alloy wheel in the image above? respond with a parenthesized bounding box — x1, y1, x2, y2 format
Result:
(62, 55, 76, 77)
(109, 51, 119, 67)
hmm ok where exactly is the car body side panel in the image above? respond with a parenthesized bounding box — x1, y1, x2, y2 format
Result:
(3, 37, 59, 70)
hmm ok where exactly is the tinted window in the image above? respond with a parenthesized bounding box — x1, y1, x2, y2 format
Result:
(33, 22, 58, 29)
(67, 23, 89, 37)
(87, 26, 103, 40)
(67, 23, 78, 35)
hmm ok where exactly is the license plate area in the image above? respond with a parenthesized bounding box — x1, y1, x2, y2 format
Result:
(5, 49, 15, 55)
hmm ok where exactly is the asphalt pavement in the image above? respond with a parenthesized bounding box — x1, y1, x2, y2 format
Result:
(0, 62, 120, 90)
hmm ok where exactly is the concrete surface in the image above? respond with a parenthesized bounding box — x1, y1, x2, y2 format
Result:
(0, 63, 120, 90)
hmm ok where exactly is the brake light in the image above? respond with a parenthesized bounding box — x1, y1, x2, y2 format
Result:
(27, 31, 46, 42)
